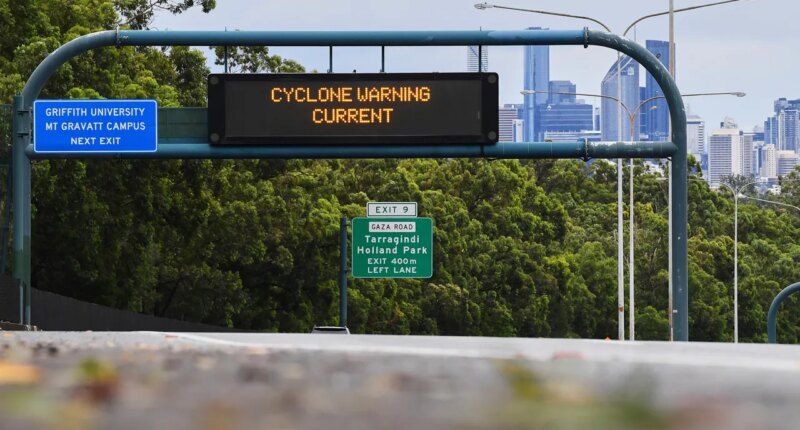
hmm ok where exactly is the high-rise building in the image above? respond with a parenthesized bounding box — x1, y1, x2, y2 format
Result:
(762, 144, 778, 179)
(741, 132, 754, 177)
(543, 130, 602, 143)
(708, 128, 742, 188)
(687, 114, 705, 158)
(498, 104, 522, 142)
(536, 102, 594, 135)
(778, 150, 799, 176)
(594, 107, 601, 131)
(643, 40, 671, 142)
(765, 117, 778, 146)
(548, 80, 576, 104)
(601, 55, 639, 141)
(749, 127, 765, 177)
(467, 46, 488, 72)
(753, 141, 763, 177)
(752, 125, 765, 142)
(721, 116, 738, 129)
(523, 27, 549, 142)
(512, 119, 524, 142)
(639, 86, 648, 138)
(765, 98, 800, 152)
(777, 109, 800, 152)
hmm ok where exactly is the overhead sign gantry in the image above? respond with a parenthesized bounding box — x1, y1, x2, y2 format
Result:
(12, 28, 690, 341)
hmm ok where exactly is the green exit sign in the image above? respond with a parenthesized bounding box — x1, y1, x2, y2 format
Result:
(351, 217, 433, 278)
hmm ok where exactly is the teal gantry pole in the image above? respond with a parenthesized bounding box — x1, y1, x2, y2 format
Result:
(768, 282, 800, 344)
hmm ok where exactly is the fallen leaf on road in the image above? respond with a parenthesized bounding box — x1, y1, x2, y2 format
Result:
(551, 351, 585, 361)
(75, 358, 119, 403)
(0, 361, 41, 385)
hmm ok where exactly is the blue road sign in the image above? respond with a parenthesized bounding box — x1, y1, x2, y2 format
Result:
(33, 100, 157, 153)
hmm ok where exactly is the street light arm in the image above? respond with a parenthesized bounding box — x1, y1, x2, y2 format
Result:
(622, 0, 743, 36)
(632, 95, 669, 121)
(684, 91, 746, 98)
(474, 4, 612, 32)
(634, 93, 745, 119)
(521, 89, 635, 121)
(479, 0, 742, 36)
(739, 195, 800, 213)
(719, 179, 761, 195)
(718, 182, 735, 194)
(523, 90, 744, 132)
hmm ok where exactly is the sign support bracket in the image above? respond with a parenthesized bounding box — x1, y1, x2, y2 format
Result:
(339, 216, 348, 328)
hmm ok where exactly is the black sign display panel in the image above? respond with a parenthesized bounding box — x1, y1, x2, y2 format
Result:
(207, 73, 498, 145)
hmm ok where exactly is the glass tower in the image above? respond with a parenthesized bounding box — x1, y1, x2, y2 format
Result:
(547, 80, 576, 105)
(601, 55, 640, 141)
(467, 46, 488, 72)
(523, 27, 549, 142)
(643, 40, 671, 142)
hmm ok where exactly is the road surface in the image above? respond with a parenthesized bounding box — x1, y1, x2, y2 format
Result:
(0, 331, 798, 429)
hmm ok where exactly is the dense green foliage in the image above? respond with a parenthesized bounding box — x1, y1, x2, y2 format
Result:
(2, 0, 800, 342)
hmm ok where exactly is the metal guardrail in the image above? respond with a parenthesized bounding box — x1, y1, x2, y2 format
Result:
(768, 281, 800, 344)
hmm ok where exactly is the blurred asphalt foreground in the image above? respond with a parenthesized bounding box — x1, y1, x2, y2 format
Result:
(0, 333, 799, 430)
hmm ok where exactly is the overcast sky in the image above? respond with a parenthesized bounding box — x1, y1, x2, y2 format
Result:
(153, 0, 796, 132)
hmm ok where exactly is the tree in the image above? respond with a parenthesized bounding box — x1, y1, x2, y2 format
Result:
(212, 44, 306, 73)
(114, 0, 216, 30)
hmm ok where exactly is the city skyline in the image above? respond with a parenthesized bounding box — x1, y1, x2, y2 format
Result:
(152, 0, 797, 132)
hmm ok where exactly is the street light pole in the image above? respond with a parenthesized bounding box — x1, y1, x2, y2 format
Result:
(734, 187, 738, 343)
(719, 180, 760, 343)
(679, 177, 797, 343)
(476, 2, 629, 341)
(726, 183, 800, 344)
(475, 2, 624, 340)
(668, 0, 676, 343)
(617, 61, 625, 341)
(623, 0, 744, 342)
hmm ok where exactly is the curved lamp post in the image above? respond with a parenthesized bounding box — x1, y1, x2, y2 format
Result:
(737, 194, 800, 341)
(718, 179, 765, 343)
(681, 177, 798, 344)
(476, 2, 625, 341)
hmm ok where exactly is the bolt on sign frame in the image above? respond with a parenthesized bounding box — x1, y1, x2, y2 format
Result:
(11, 28, 689, 341)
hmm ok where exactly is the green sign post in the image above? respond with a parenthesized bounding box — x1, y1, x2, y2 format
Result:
(352, 217, 433, 278)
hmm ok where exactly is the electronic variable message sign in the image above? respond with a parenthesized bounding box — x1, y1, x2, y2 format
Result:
(207, 73, 498, 145)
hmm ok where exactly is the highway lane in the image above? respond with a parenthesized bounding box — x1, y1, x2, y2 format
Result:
(163, 331, 800, 369)
(0, 331, 798, 429)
